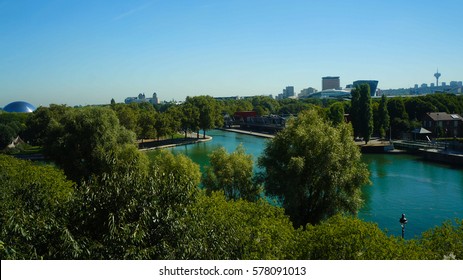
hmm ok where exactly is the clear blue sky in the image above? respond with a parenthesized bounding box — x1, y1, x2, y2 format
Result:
(1, 0, 462, 107)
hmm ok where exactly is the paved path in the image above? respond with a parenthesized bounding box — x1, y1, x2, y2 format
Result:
(219, 128, 275, 138)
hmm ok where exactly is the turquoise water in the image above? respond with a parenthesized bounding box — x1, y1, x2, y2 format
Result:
(160, 129, 463, 238)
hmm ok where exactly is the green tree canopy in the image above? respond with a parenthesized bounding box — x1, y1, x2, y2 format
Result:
(185, 96, 223, 138)
(149, 149, 201, 187)
(202, 145, 260, 201)
(294, 214, 428, 260)
(378, 94, 390, 138)
(43, 107, 142, 182)
(327, 102, 345, 126)
(258, 109, 370, 227)
(0, 155, 75, 259)
(67, 158, 199, 259)
(184, 191, 295, 259)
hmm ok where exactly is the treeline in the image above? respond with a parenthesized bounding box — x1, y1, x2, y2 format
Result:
(2, 93, 463, 150)
(368, 93, 463, 139)
(1, 103, 462, 259)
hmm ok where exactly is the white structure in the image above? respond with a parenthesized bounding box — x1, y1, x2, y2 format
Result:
(125, 92, 160, 105)
(308, 89, 351, 99)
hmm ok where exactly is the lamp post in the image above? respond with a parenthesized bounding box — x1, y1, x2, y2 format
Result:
(399, 213, 408, 239)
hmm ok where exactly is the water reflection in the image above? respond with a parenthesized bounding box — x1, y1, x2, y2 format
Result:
(148, 130, 463, 238)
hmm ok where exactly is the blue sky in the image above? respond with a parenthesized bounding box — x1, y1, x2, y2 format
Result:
(1, 0, 462, 107)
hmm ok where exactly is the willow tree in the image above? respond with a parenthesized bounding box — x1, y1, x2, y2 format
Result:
(258, 109, 370, 227)
(202, 145, 260, 202)
(43, 107, 146, 183)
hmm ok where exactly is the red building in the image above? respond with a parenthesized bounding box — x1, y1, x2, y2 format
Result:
(234, 111, 258, 123)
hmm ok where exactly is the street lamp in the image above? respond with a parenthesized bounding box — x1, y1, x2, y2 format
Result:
(399, 213, 408, 239)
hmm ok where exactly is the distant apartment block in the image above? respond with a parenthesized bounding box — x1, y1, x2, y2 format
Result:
(298, 87, 318, 98)
(277, 86, 296, 99)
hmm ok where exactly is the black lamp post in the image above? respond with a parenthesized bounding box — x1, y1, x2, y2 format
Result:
(399, 213, 408, 239)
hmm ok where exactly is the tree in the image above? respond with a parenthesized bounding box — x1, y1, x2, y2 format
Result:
(154, 112, 173, 141)
(294, 215, 428, 260)
(251, 96, 280, 115)
(180, 102, 200, 138)
(327, 102, 345, 126)
(419, 219, 463, 260)
(0, 155, 76, 259)
(149, 149, 201, 187)
(0, 112, 28, 148)
(113, 104, 140, 134)
(165, 106, 182, 139)
(350, 87, 361, 138)
(184, 191, 296, 259)
(387, 98, 409, 139)
(202, 145, 260, 201)
(0, 124, 15, 148)
(67, 156, 199, 259)
(351, 84, 374, 143)
(43, 107, 141, 183)
(258, 109, 370, 227)
(354, 84, 374, 143)
(185, 96, 223, 138)
(378, 95, 390, 139)
(138, 109, 157, 140)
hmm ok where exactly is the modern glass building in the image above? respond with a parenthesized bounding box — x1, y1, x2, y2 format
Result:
(3, 101, 36, 113)
(353, 80, 379, 96)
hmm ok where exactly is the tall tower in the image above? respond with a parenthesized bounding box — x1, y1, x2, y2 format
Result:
(434, 68, 441, 86)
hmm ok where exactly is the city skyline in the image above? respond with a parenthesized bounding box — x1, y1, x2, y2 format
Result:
(1, 0, 463, 107)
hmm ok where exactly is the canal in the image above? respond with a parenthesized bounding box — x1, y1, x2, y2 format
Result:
(152, 129, 463, 238)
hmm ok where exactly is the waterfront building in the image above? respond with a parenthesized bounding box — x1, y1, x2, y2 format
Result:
(422, 112, 463, 137)
(322, 76, 340, 90)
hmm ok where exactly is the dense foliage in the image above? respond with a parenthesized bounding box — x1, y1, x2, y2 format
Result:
(1, 149, 463, 260)
(258, 109, 370, 226)
(0, 154, 75, 259)
(202, 145, 261, 201)
(0, 112, 28, 148)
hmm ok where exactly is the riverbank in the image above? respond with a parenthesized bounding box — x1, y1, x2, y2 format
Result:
(219, 128, 275, 138)
(418, 148, 463, 166)
(138, 133, 212, 151)
(355, 139, 400, 154)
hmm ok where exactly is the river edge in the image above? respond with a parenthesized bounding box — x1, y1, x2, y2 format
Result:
(138, 134, 213, 151)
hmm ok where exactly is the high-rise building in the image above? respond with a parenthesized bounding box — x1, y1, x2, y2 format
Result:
(353, 80, 379, 96)
(285, 86, 295, 97)
(322, 76, 340, 90)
